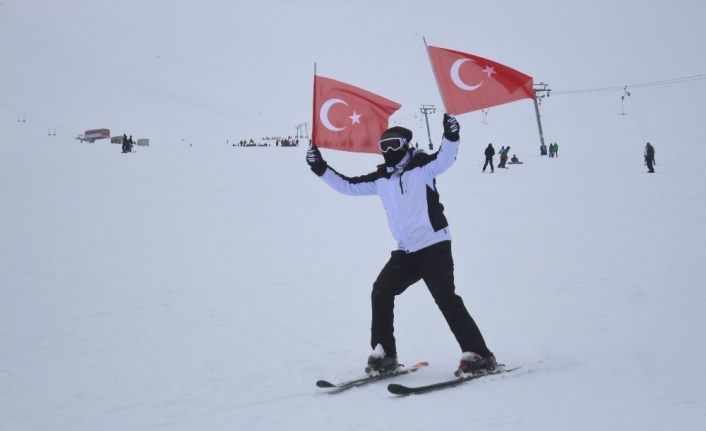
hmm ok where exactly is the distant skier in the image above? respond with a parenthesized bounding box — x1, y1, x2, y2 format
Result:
(509, 154, 523, 164)
(128, 135, 134, 153)
(483, 143, 495, 173)
(306, 114, 496, 378)
(499, 146, 510, 168)
(121, 134, 128, 153)
(549, 142, 558, 158)
(644, 142, 655, 173)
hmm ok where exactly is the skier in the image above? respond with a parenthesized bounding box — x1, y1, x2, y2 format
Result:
(306, 114, 496, 378)
(509, 154, 523, 164)
(483, 143, 495, 173)
(499, 146, 510, 168)
(644, 142, 655, 173)
(549, 142, 557, 158)
(121, 133, 128, 153)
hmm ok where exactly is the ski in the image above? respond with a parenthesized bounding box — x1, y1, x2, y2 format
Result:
(316, 361, 429, 393)
(387, 365, 520, 395)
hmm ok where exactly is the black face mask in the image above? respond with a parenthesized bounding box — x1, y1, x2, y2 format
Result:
(383, 147, 408, 167)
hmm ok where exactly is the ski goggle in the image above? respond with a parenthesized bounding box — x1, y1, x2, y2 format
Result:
(379, 137, 408, 153)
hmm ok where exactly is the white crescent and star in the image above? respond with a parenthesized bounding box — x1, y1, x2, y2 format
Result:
(450, 59, 497, 91)
(319, 99, 362, 132)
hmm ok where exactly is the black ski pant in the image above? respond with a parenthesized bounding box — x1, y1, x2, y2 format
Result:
(646, 157, 654, 172)
(483, 156, 494, 172)
(370, 240, 491, 358)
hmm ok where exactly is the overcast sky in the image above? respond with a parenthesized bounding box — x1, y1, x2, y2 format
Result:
(2, 0, 705, 147)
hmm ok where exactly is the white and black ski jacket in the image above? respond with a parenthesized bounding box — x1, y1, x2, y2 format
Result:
(319, 137, 459, 253)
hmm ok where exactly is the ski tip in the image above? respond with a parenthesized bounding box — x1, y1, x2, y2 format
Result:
(316, 380, 335, 388)
(387, 383, 412, 396)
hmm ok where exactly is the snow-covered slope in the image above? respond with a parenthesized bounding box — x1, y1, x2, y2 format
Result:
(2, 123, 705, 430)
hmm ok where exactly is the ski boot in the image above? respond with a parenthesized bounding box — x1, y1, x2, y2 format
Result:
(454, 351, 497, 377)
(364, 344, 400, 376)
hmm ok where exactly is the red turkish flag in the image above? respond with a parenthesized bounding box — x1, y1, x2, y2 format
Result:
(312, 75, 401, 154)
(427, 46, 534, 115)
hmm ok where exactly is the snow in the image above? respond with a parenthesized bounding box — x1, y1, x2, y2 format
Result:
(371, 344, 386, 359)
(2, 1, 706, 430)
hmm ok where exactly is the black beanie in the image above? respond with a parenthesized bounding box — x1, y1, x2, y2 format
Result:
(380, 126, 413, 143)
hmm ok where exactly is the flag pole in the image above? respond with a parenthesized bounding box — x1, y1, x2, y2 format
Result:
(311, 63, 317, 148)
(423, 37, 448, 113)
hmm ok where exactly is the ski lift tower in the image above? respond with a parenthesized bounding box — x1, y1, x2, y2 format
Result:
(296, 122, 310, 143)
(420, 104, 436, 150)
(533, 82, 551, 149)
(296, 122, 308, 138)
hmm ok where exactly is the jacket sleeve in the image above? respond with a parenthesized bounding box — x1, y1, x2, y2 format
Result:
(422, 137, 459, 177)
(320, 167, 379, 196)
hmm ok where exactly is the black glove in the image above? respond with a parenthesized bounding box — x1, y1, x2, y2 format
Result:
(306, 145, 327, 176)
(443, 113, 460, 142)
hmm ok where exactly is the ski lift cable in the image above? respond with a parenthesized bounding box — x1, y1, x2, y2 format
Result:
(552, 73, 706, 95)
(1, 100, 72, 135)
